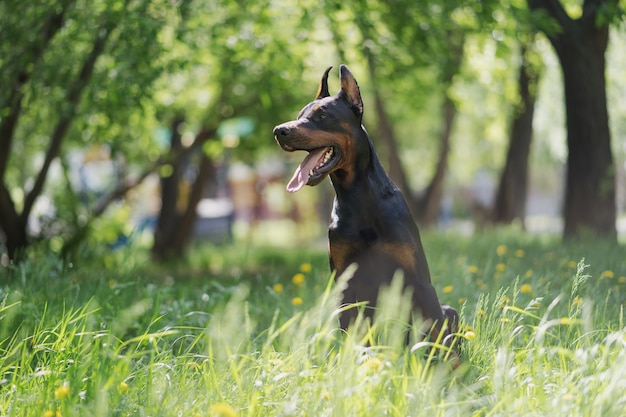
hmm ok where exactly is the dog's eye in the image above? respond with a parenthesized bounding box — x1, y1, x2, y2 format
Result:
(318, 112, 327, 120)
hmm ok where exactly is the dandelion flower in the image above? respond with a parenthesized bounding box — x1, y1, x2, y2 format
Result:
(495, 263, 506, 272)
(458, 297, 467, 304)
(572, 296, 583, 306)
(520, 284, 532, 294)
(602, 270, 614, 279)
(44, 411, 62, 417)
(117, 381, 129, 394)
(361, 357, 383, 374)
(496, 244, 507, 256)
(300, 263, 312, 273)
(291, 273, 305, 285)
(54, 384, 70, 400)
(619, 276, 626, 284)
(291, 297, 303, 306)
(443, 285, 453, 294)
(272, 283, 283, 294)
(567, 260, 578, 269)
(514, 249, 525, 258)
(468, 265, 479, 274)
(209, 402, 238, 417)
(464, 331, 476, 341)
(560, 317, 573, 325)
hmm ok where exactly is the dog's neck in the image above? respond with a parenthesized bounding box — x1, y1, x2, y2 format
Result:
(329, 127, 397, 218)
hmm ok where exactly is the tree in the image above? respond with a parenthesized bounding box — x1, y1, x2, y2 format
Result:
(527, 0, 620, 239)
(492, 39, 542, 225)
(0, 0, 174, 260)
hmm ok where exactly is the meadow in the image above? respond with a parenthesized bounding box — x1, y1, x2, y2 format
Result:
(0, 229, 625, 416)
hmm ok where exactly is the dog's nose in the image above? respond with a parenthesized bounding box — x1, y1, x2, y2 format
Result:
(273, 125, 291, 137)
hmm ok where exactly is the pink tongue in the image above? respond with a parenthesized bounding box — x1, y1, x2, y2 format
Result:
(286, 148, 328, 193)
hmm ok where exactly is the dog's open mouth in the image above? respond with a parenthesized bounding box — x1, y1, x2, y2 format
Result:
(286, 146, 339, 192)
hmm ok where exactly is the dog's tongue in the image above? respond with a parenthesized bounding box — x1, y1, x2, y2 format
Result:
(286, 147, 328, 193)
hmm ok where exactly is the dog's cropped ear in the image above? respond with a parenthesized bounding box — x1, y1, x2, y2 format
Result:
(339, 65, 363, 118)
(315, 66, 333, 100)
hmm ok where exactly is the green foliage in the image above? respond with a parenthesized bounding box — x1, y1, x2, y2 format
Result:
(1, 231, 625, 415)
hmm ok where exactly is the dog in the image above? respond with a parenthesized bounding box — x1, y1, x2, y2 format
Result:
(273, 65, 458, 345)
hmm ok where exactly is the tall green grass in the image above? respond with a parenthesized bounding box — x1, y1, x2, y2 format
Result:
(0, 230, 625, 416)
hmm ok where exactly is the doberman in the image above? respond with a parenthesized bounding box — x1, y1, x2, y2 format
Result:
(273, 65, 458, 344)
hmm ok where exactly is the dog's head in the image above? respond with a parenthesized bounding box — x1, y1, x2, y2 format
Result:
(273, 65, 367, 192)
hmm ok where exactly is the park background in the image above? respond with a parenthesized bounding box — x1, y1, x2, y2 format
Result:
(1, 1, 626, 416)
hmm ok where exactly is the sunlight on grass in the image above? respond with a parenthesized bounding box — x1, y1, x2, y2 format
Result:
(1, 232, 625, 415)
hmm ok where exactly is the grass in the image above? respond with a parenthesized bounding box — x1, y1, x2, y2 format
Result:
(0, 229, 625, 416)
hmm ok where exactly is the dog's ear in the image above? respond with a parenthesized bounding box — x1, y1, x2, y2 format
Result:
(315, 66, 333, 100)
(339, 65, 363, 118)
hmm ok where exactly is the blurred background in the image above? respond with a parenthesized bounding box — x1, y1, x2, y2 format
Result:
(1, 0, 625, 263)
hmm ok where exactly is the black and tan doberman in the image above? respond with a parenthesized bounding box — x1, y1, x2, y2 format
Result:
(273, 65, 458, 343)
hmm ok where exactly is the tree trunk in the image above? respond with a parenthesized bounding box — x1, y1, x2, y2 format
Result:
(417, 95, 455, 225)
(169, 153, 214, 255)
(0, 185, 27, 260)
(416, 32, 464, 226)
(152, 118, 184, 260)
(559, 33, 615, 238)
(528, 0, 616, 239)
(491, 43, 540, 225)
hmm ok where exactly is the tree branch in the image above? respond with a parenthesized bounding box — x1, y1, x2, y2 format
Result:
(0, 4, 70, 181)
(21, 22, 113, 223)
(92, 126, 217, 217)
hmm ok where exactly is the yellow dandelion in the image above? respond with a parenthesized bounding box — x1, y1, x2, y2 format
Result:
(458, 297, 467, 304)
(520, 284, 532, 294)
(567, 260, 578, 269)
(291, 296, 303, 306)
(524, 269, 533, 278)
(43, 411, 62, 417)
(272, 283, 283, 294)
(468, 265, 479, 274)
(602, 270, 614, 279)
(117, 381, 129, 394)
(361, 357, 383, 374)
(572, 296, 583, 306)
(54, 384, 70, 400)
(464, 331, 476, 341)
(300, 263, 312, 273)
(496, 244, 508, 256)
(292, 273, 305, 285)
(514, 249, 525, 258)
(321, 391, 331, 400)
(209, 402, 238, 417)
(560, 317, 573, 325)
(477, 309, 486, 319)
(495, 263, 506, 272)
(443, 285, 454, 294)
(618, 277, 626, 284)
